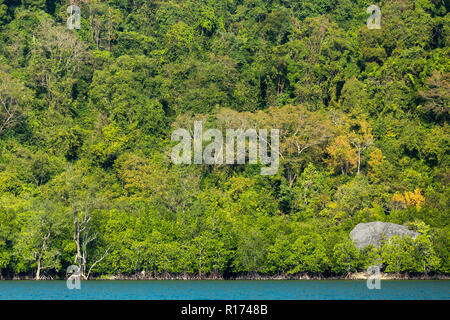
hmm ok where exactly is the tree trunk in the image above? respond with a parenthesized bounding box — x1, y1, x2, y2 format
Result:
(357, 148, 361, 174)
(74, 212, 84, 278)
(36, 232, 50, 280)
(36, 259, 41, 280)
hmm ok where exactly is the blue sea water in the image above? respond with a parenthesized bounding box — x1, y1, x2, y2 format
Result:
(0, 280, 448, 300)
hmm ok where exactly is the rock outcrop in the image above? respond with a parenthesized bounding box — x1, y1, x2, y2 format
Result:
(350, 221, 420, 249)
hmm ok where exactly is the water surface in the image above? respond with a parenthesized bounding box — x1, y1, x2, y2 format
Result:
(0, 280, 448, 300)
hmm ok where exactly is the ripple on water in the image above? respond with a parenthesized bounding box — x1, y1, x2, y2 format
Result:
(0, 280, 448, 300)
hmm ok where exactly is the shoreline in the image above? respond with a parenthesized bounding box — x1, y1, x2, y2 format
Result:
(1, 272, 449, 281)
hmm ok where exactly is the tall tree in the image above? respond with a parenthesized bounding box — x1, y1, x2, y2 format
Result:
(0, 64, 31, 136)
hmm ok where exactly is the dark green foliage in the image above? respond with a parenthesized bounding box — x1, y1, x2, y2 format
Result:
(0, 0, 448, 278)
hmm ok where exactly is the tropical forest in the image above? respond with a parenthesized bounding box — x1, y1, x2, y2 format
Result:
(0, 0, 448, 279)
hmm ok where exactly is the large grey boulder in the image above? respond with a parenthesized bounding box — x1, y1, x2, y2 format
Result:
(350, 221, 420, 249)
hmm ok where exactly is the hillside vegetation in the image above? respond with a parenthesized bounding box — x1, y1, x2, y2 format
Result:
(0, 0, 448, 279)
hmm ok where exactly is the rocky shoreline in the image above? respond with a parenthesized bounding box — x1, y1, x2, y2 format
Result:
(104, 272, 450, 281)
(2, 272, 449, 281)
